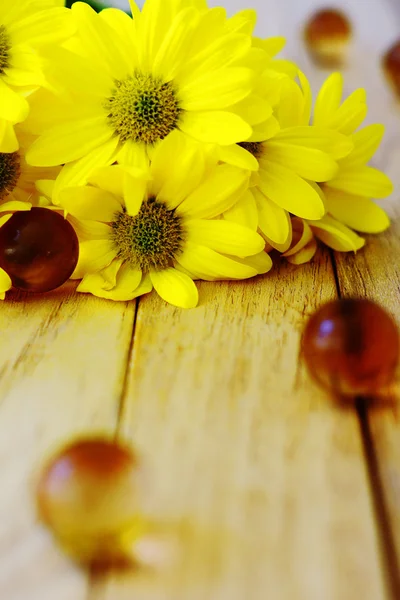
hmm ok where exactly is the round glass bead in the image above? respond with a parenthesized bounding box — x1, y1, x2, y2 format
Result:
(383, 42, 400, 98)
(0, 207, 79, 293)
(304, 9, 352, 66)
(36, 438, 146, 567)
(302, 299, 399, 396)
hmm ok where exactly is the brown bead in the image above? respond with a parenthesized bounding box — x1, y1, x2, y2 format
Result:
(302, 299, 399, 397)
(0, 207, 79, 293)
(383, 42, 400, 98)
(37, 437, 146, 567)
(304, 9, 352, 66)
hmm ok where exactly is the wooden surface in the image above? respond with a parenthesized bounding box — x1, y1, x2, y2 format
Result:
(1, 1, 400, 599)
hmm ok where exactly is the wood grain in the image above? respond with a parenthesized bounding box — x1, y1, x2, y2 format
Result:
(92, 254, 387, 600)
(0, 283, 136, 600)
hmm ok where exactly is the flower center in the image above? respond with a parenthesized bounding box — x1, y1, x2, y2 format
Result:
(105, 73, 181, 145)
(110, 197, 185, 271)
(0, 25, 11, 74)
(238, 141, 264, 159)
(0, 152, 21, 201)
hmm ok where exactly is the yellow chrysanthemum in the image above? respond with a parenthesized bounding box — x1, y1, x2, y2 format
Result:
(0, 130, 60, 297)
(223, 72, 354, 250)
(313, 73, 393, 234)
(53, 132, 271, 308)
(25, 1, 280, 188)
(0, 0, 74, 151)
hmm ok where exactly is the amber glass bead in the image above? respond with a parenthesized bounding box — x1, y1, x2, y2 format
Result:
(383, 42, 400, 98)
(302, 299, 399, 397)
(0, 207, 79, 293)
(37, 438, 146, 566)
(304, 9, 352, 66)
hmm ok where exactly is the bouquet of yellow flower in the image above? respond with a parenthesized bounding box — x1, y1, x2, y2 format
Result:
(0, 0, 393, 307)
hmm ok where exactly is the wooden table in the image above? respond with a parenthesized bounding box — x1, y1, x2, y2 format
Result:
(1, 0, 400, 599)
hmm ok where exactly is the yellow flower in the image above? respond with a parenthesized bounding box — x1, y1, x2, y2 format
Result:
(314, 73, 392, 234)
(223, 72, 354, 250)
(55, 132, 271, 308)
(0, 130, 60, 297)
(0, 0, 74, 151)
(26, 0, 269, 190)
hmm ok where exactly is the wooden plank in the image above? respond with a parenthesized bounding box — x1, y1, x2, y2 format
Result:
(95, 255, 387, 600)
(0, 282, 136, 600)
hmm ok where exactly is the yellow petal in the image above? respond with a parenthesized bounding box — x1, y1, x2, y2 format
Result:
(0, 120, 18, 152)
(226, 9, 257, 35)
(177, 164, 249, 219)
(9, 8, 76, 46)
(78, 263, 147, 301)
(286, 238, 318, 265)
(223, 189, 258, 230)
(52, 137, 119, 203)
(249, 116, 280, 142)
(0, 201, 31, 213)
(253, 187, 290, 244)
(0, 268, 12, 298)
(0, 79, 29, 123)
(26, 117, 113, 166)
(258, 161, 326, 219)
(150, 130, 206, 206)
(59, 187, 122, 222)
(179, 68, 253, 111)
(324, 188, 390, 233)
(150, 268, 198, 308)
(298, 71, 312, 126)
(313, 73, 343, 127)
(179, 110, 252, 145)
(308, 215, 365, 252)
(327, 166, 393, 198)
(74, 239, 117, 278)
(266, 142, 338, 182)
(253, 36, 286, 57)
(218, 144, 259, 171)
(88, 165, 126, 197)
(117, 140, 149, 170)
(273, 126, 353, 160)
(186, 219, 264, 256)
(276, 78, 304, 129)
(346, 124, 385, 166)
(177, 241, 258, 280)
(282, 217, 313, 257)
(229, 250, 273, 274)
(123, 171, 147, 217)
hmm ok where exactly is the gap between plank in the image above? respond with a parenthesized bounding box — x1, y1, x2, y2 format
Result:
(115, 299, 141, 437)
(330, 249, 400, 599)
(356, 398, 400, 600)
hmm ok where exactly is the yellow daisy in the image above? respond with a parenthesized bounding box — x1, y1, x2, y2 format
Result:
(0, 130, 60, 297)
(0, 0, 74, 151)
(313, 73, 393, 234)
(55, 132, 270, 308)
(223, 72, 354, 250)
(26, 0, 267, 187)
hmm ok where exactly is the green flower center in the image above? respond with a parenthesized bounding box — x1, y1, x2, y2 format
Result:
(238, 141, 264, 159)
(0, 25, 11, 74)
(110, 198, 185, 271)
(0, 152, 21, 201)
(105, 73, 181, 145)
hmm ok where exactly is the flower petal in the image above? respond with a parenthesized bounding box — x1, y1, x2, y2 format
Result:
(218, 144, 259, 171)
(308, 215, 365, 252)
(73, 239, 117, 279)
(229, 250, 273, 274)
(179, 67, 253, 111)
(179, 110, 252, 145)
(78, 264, 148, 301)
(0, 79, 29, 122)
(346, 124, 385, 166)
(186, 219, 264, 256)
(283, 217, 313, 257)
(327, 166, 393, 198)
(313, 73, 343, 126)
(26, 117, 114, 166)
(150, 268, 198, 308)
(0, 120, 18, 152)
(177, 164, 249, 219)
(266, 142, 338, 182)
(324, 188, 390, 233)
(0, 268, 12, 299)
(272, 126, 353, 160)
(286, 238, 318, 265)
(177, 241, 258, 280)
(59, 187, 122, 222)
(253, 187, 290, 244)
(223, 189, 258, 230)
(258, 161, 326, 219)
